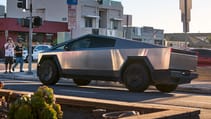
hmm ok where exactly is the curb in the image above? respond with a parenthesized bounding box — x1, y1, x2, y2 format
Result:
(0, 71, 38, 81)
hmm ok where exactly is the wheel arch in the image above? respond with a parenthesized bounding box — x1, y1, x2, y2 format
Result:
(120, 56, 154, 82)
(38, 55, 62, 75)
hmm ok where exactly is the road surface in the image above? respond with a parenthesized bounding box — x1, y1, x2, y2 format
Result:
(0, 78, 210, 118)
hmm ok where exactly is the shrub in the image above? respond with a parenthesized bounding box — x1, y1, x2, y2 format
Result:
(8, 86, 63, 119)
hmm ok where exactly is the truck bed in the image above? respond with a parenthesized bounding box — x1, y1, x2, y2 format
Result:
(170, 49, 198, 71)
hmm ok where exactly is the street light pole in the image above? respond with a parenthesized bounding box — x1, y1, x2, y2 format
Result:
(180, 0, 192, 49)
(28, 0, 33, 74)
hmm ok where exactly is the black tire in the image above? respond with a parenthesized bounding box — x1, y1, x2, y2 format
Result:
(156, 84, 178, 93)
(123, 63, 150, 92)
(38, 60, 59, 85)
(73, 79, 91, 86)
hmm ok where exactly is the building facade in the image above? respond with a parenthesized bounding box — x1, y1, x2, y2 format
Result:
(68, 0, 123, 38)
(124, 26, 165, 45)
(0, 0, 124, 57)
(164, 33, 211, 49)
(7, 0, 68, 22)
(0, 0, 69, 58)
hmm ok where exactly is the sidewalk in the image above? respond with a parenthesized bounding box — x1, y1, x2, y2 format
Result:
(0, 69, 37, 80)
(0, 69, 211, 94)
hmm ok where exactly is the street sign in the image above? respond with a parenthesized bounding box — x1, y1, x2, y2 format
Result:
(17, 0, 26, 9)
(67, 0, 78, 5)
(68, 5, 77, 30)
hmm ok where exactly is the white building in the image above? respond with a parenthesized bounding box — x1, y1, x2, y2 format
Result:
(68, 0, 123, 38)
(6, 0, 123, 39)
(6, 0, 68, 22)
(124, 26, 165, 45)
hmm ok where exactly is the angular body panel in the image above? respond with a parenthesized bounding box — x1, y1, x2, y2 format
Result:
(41, 48, 171, 71)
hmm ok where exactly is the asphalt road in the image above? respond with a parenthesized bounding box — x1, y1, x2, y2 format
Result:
(1, 78, 210, 119)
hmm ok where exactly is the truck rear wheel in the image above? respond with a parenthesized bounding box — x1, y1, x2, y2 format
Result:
(123, 63, 150, 92)
(73, 79, 91, 86)
(38, 60, 59, 85)
(156, 84, 177, 93)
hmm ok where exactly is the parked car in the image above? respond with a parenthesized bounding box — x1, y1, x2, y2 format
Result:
(37, 34, 198, 93)
(190, 48, 211, 66)
(23, 44, 52, 62)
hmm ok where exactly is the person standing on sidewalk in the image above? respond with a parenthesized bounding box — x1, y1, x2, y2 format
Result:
(4, 37, 15, 73)
(12, 38, 24, 72)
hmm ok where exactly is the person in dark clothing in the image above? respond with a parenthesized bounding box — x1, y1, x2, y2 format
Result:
(12, 39, 24, 72)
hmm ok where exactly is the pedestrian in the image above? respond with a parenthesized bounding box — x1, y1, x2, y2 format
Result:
(12, 38, 24, 72)
(4, 37, 15, 73)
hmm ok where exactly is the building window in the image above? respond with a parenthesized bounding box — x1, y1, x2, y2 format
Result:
(85, 18, 93, 27)
(111, 20, 119, 30)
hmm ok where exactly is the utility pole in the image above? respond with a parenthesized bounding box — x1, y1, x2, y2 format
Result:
(17, 0, 33, 74)
(28, 0, 33, 74)
(180, 0, 192, 48)
(180, 0, 192, 32)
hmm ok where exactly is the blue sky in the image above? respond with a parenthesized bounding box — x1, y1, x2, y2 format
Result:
(1, 0, 211, 33)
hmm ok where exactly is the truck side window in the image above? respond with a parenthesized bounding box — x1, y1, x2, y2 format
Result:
(66, 38, 91, 51)
(89, 38, 115, 48)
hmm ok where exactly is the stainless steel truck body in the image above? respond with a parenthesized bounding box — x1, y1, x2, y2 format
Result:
(37, 34, 198, 92)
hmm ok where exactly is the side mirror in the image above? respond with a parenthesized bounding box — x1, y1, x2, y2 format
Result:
(64, 45, 69, 51)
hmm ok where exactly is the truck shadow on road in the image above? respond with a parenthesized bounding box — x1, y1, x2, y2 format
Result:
(2, 79, 175, 103)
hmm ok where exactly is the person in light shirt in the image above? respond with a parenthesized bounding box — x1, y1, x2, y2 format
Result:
(4, 37, 15, 73)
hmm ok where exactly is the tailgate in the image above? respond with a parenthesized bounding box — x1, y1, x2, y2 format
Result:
(169, 49, 198, 71)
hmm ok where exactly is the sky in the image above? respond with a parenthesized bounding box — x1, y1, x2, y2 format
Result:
(1, 0, 211, 33)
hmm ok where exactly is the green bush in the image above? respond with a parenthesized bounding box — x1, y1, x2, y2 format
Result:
(8, 86, 63, 119)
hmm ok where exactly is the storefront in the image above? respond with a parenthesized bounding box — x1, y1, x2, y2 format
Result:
(0, 18, 69, 58)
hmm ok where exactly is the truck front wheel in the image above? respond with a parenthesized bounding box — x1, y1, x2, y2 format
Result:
(38, 60, 59, 85)
(123, 63, 150, 92)
(156, 84, 178, 93)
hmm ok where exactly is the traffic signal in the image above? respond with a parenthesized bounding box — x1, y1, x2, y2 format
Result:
(18, 18, 30, 27)
(33, 16, 42, 27)
(17, 0, 27, 9)
(97, 0, 103, 4)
